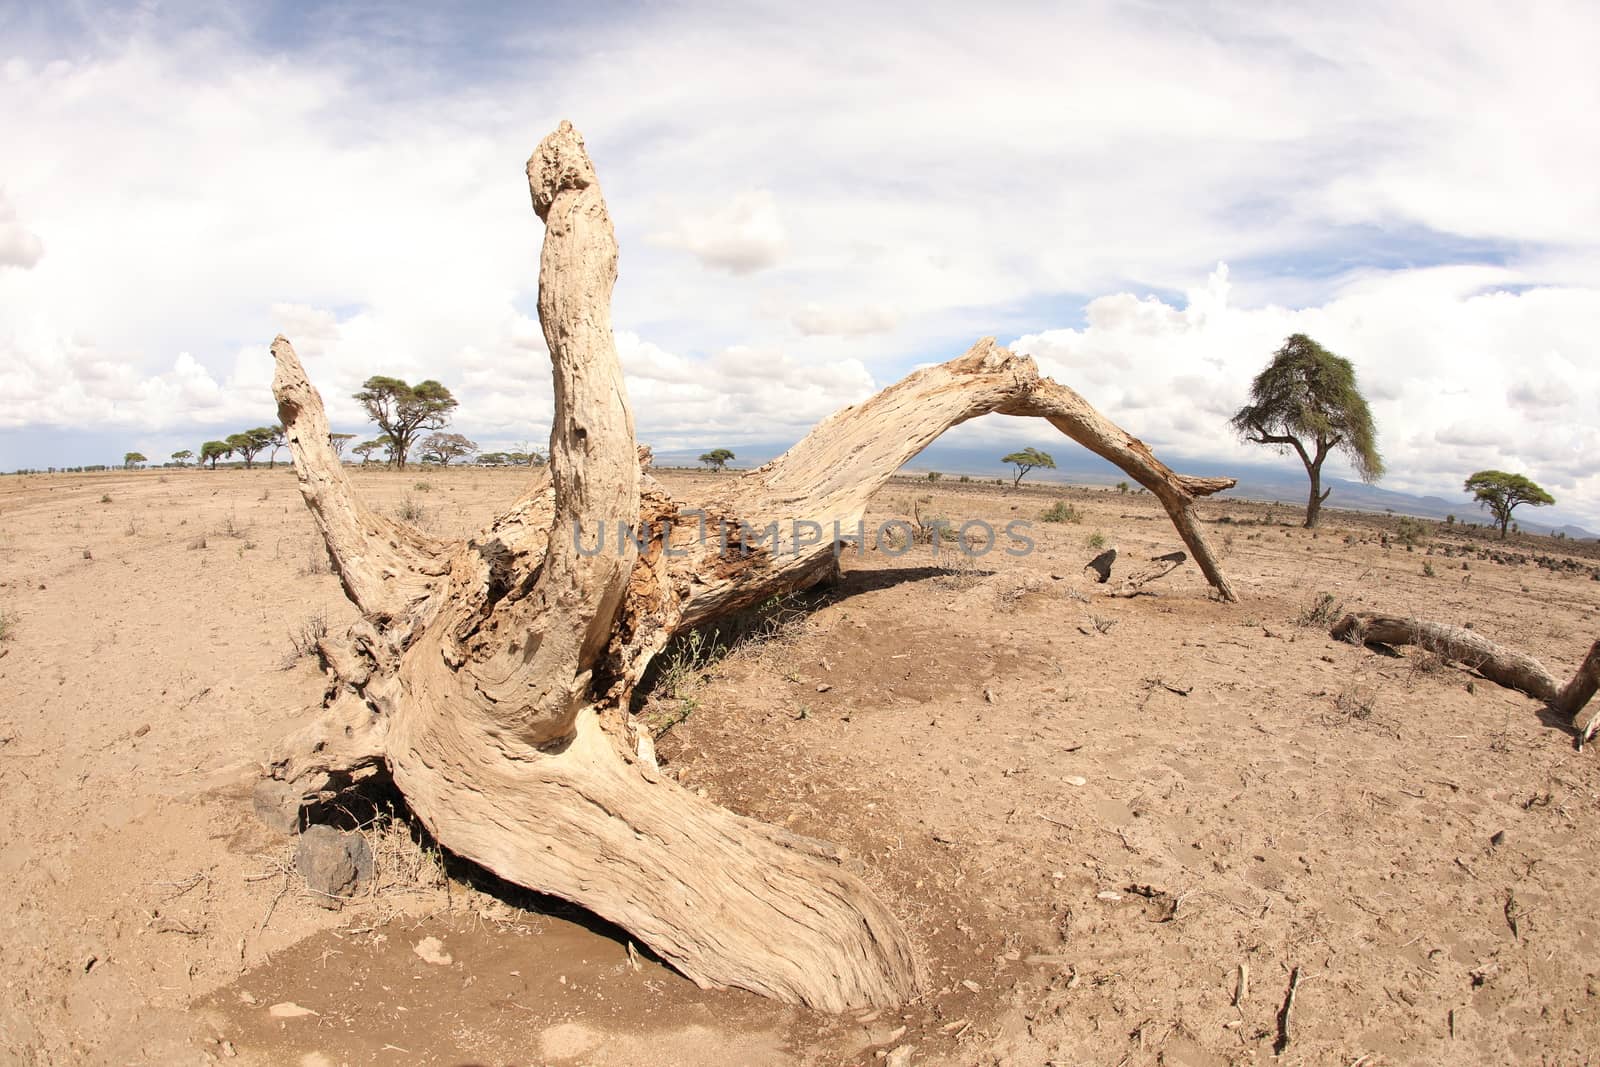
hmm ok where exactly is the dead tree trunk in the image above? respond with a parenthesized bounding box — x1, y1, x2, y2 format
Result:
(256, 121, 1240, 1013)
(1331, 613, 1600, 735)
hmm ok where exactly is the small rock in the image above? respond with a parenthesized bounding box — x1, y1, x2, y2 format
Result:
(219, 1039, 236, 1058)
(413, 935, 453, 966)
(961, 978, 981, 993)
(1064, 775, 1088, 787)
(267, 1002, 316, 1018)
(252, 778, 304, 835)
(885, 1045, 915, 1067)
(294, 825, 374, 906)
(1096, 890, 1123, 902)
(816, 683, 832, 693)
(983, 688, 996, 704)
(133, 724, 150, 738)
(1490, 829, 1506, 848)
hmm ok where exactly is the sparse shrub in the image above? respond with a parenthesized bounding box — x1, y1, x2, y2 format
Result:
(100, 493, 112, 503)
(1040, 500, 1082, 524)
(958, 474, 971, 483)
(1422, 561, 1436, 577)
(1116, 480, 1130, 494)
(1217, 515, 1235, 525)
(1222, 532, 1236, 555)
(1394, 516, 1424, 548)
(1445, 514, 1456, 525)
(1297, 591, 1344, 628)
(188, 534, 207, 550)
(926, 471, 942, 482)
(414, 481, 433, 492)
(395, 493, 430, 527)
(281, 610, 329, 670)
(1090, 613, 1117, 634)
(300, 544, 333, 576)
(0, 607, 14, 642)
(1334, 684, 1377, 720)
(1085, 531, 1107, 551)
(218, 510, 250, 539)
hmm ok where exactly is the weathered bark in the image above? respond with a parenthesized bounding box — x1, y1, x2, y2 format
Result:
(258, 120, 1241, 1012)
(1331, 614, 1600, 734)
(1559, 640, 1600, 746)
(1331, 612, 1561, 699)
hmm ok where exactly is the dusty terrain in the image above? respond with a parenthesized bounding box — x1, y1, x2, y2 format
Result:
(2, 465, 1598, 1066)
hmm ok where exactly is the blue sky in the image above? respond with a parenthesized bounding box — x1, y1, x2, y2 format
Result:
(2, 0, 1598, 525)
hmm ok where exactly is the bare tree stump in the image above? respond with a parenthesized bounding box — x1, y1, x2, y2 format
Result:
(256, 120, 1241, 1012)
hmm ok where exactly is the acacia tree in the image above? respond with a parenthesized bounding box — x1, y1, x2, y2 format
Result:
(352, 439, 383, 467)
(265, 425, 288, 468)
(329, 433, 356, 458)
(256, 122, 1241, 1015)
(699, 447, 735, 471)
(199, 440, 231, 469)
(171, 449, 193, 467)
(1231, 334, 1383, 528)
(226, 430, 269, 469)
(419, 432, 478, 465)
(354, 377, 458, 470)
(123, 451, 147, 469)
(1002, 447, 1055, 487)
(1465, 470, 1554, 539)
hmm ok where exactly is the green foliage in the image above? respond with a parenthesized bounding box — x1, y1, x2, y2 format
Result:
(1116, 480, 1130, 494)
(199, 440, 231, 469)
(1394, 516, 1425, 547)
(329, 433, 356, 458)
(698, 447, 735, 471)
(1231, 334, 1382, 527)
(926, 471, 942, 482)
(123, 451, 147, 468)
(1464, 470, 1554, 539)
(1084, 531, 1106, 551)
(170, 449, 193, 466)
(1296, 591, 1344, 628)
(1002, 447, 1056, 487)
(418, 432, 478, 465)
(1040, 500, 1082, 523)
(224, 426, 278, 469)
(354, 376, 459, 470)
(352, 438, 385, 466)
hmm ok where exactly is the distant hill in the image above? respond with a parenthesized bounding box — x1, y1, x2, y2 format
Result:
(649, 440, 1596, 541)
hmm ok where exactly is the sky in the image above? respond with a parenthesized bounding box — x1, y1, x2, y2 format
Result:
(1, 0, 1597, 525)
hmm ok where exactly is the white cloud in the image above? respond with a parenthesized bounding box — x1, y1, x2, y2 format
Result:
(1012, 264, 1600, 525)
(790, 302, 898, 337)
(0, 2, 1597, 527)
(0, 191, 43, 269)
(651, 190, 788, 275)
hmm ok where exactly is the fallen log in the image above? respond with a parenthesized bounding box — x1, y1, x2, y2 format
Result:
(256, 120, 1241, 1012)
(1330, 613, 1599, 737)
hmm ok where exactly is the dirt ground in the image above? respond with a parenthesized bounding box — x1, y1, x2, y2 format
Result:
(2, 465, 1598, 1066)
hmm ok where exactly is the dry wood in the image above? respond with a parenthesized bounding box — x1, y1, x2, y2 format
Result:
(1111, 550, 1188, 597)
(1331, 612, 1560, 700)
(256, 120, 1242, 1012)
(1331, 613, 1600, 735)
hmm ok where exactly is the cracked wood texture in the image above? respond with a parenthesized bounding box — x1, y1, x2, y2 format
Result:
(259, 120, 1240, 1012)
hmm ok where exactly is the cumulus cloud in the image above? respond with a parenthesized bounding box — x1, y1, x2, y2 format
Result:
(0, 192, 43, 270)
(790, 302, 898, 337)
(651, 191, 788, 275)
(1, 2, 1597, 528)
(1012, 263, 1600, 525)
